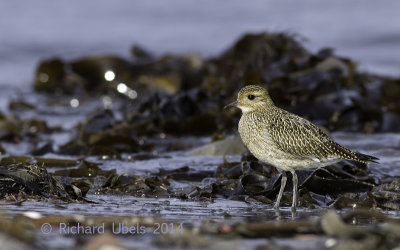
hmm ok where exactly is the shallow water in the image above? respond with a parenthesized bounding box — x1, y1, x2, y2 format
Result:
(1, 82, 400, 248)
(1, 129, 399, 221)
(1, 84, 399, 206)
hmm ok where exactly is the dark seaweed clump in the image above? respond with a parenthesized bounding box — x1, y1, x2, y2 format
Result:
(0, 162, 64, 199)
(1, 33, 399, 158)
(31, 32, 400, 141)
(177, 152, 397, 210)
(1, 32, 399, 205)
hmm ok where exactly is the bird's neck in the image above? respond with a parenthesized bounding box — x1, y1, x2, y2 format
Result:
(242, 104, 274, 115)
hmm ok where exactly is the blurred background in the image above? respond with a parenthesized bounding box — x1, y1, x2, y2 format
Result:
(1, 0, 399, 88)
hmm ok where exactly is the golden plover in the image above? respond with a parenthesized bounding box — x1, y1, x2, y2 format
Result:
(225, 85, 378, 212)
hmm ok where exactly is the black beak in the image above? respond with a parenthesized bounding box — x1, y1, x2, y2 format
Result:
(224, 101, 238, 109)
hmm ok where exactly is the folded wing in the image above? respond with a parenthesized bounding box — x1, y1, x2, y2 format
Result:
(266, 110, 377, 163)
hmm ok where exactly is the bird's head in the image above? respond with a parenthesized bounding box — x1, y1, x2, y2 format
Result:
(224, 85, 274, 113)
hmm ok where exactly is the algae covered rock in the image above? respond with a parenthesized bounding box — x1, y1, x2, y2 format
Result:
(0, 161, 64, 198)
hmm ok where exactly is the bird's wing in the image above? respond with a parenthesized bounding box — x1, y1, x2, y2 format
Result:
(266, 110, 354, 161)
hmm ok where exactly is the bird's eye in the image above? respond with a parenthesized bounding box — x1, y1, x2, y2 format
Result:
(247, 95, 256, 100)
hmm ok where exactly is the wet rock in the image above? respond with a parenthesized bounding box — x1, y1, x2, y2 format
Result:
(131, 44, 154, 61)
(314, 57, 350, 75)
(371, 180, 400, 209)
(0, 214, 36, 246)
(240, 171, 279, 198)
(320, 211, 400, 250)
(87, 146, 121, 158)
(320, 211, 360, 236)
(147, 89, 218, 135)
(234, 219, 319, 237)
(129, 153, 163, 161)
(8, 100, 35, 111)
(158, 166, 214, 182)
(0, 114, 21, 142)
(138, 73, 181, 94)
(85, 233, 129, 250)
(218, 32, 308, 74)
(87, 132, 140, 153)
(33, 58, 71, 93)
(73, 110, 146, 154)
(53, 160, 115, 178)
(381, 78, 400, 116)
(302, 168, 374, 195)
(33, 56, 133, 94)
(0, 232, 32, 250)
(101, 173, 171, 197)
(1, 156, 79, 169)
(0, 114, 59, 145)
(255, 244, 291, 250)
(329, 193, 376, 209)
(381, 112, 400, 132)
(155, 230, 210, 248)
(70, 55, 131, 91)
(31, 141, 54, 156)
(70, 178, 92, 197)
(0, 162, 65, 198)
(65, 184, 82, 199)
(81, 109, 116, 139)
(58, 140, 87, 155)
(187, 135, 246, 156)
(327, 236, 388, 250)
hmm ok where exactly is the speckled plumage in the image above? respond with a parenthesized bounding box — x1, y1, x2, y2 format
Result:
(225, 85, 378, 211)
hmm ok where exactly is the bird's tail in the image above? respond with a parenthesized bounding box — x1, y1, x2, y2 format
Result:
(354, 152, 379, 164)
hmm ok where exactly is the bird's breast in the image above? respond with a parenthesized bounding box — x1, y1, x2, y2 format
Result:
(238, 113, 276, 156)
(238, 113, 314, 169)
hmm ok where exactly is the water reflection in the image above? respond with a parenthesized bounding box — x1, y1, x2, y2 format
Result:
(38, 73, 49, 83)
(117, 82, 137, 99)
(104, 70, 115, 81)
(102, 96, 113, 109)
(127, 89, 137, 99)
(116, 83, 127, 93)
(70, 98, 79, 108)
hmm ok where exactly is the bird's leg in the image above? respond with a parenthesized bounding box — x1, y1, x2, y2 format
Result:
(289, 169, 298, 212)
(274, 171, 287, 210)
